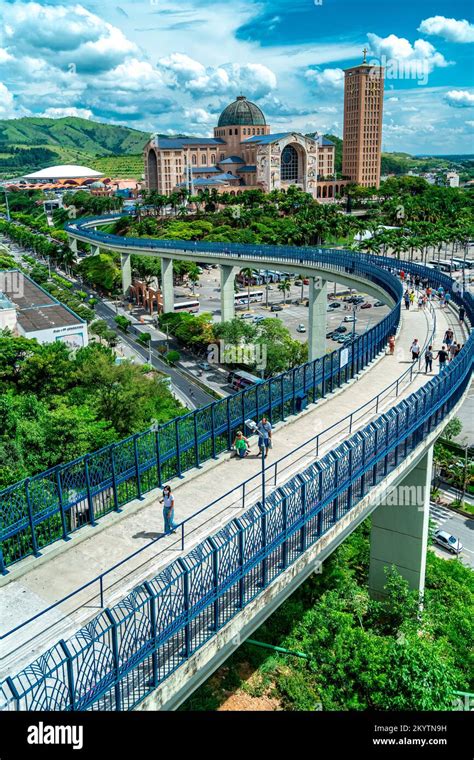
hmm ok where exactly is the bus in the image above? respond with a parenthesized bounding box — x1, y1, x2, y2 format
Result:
(235, 290, 264, 306)
(452, 257, 474, 270)
(429, 260, 459, 274)
(173, 299, 200, 313)
(227, 369, 262, 391)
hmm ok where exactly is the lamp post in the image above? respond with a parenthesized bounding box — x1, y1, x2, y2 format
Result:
(2, 187, 11, 222)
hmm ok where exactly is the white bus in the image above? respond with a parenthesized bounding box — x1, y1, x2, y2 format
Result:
(173, 299, 200, 313)
(235, 290, 264, 306)
(227, 369, 262, 391)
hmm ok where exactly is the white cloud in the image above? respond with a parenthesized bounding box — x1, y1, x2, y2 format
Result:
(305, 67, 344, 90)
(184, 107, 214, 123)
(157, 53, 276, 98)
(0, 48, 12, 64)
(444, 90, 474, 108)
(41, 107, 93, 119)
(367, 33, 450, 81)
(0, 82, 18, 118)
(418, 16, 474, 43)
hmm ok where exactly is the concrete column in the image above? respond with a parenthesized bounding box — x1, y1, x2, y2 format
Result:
(68, 237, 78, 254)
(308, 276, 327, 362)
(368, 446, 433, 600)
(120, 253, 132, 296)
(161, 256, 174, 314)
(90, 244, 100, 256)
(220, 265, 239, 322)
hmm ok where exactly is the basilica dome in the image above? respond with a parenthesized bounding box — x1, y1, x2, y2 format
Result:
(217, 96, 266, 127)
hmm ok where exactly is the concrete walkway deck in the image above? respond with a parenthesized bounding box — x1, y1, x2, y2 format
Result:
(0, 298, 463, 677)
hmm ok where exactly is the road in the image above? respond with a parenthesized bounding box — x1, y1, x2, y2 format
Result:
(429, 503, 474, 569)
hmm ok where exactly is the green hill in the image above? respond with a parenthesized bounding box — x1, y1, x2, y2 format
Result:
(0, 117, 156, 179)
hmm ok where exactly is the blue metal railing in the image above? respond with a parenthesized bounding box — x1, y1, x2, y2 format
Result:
(0, 238, 404, 571)
(0, 298, 438, 645)
(2, 285, 471, 711)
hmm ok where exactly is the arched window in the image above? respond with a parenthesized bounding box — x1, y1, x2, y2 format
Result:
(243, 128, 246, 135)
(322, 185, 327, 198)
(280, 144, 298, 182)
(229, 129, 233, 136)
(211, 154, 215, 164)
(220, 153, 225, 161)
(235, 128, 238, 135)
(317, 186, 321, 198)
(252, 128, 255, 135)
(201, 154, 206, 165)
(147, 149, 158, 189)
(192, 154, 197, 165)
(328, 185, 333, 198)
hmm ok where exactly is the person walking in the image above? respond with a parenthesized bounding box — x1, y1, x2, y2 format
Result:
(409, 290, 415, 306)
(436, 345, 449, 374)
(160, 485, 177, 534)
(388, 335, 395, 355)
(404, 291, 410, 310)
(233, 430, 250, 458)
(424, 345, 433, 374)
(257, 416, 272, 459)
(459, 306, 465, 324)
(449, 342, 457, 362)
(410, 338, 420, 361)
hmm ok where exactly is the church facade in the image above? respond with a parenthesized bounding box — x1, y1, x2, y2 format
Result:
(144, 96, 344, 200)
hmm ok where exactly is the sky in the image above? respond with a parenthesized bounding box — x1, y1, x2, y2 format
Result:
(0, 0, 473, 154)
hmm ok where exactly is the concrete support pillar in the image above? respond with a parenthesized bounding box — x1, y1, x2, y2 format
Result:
(368, 446, 433, 600)
(308, 276, 327, 362)
(120, 253, 132, 297)
(68, 237, 78, 254)
(220, 265, 239, 323)
(90, 244, 100, 256)
(161, 256, 174, 314)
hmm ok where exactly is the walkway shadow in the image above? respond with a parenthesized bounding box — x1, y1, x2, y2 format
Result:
(132, 531, 163, 540)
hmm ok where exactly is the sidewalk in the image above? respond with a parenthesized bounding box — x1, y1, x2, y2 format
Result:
(0, 300, 454, 676)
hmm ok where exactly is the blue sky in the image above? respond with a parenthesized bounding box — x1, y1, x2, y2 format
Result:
(0, 0, 473, 154)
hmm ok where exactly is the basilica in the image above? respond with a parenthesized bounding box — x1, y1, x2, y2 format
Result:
(144, 96, 344, 200)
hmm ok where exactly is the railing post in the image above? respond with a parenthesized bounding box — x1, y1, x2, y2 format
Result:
(268, 379, 273, 424)
(291, 369, 296, 416)
(110, 445, 121, 512)
(84, 455, 96, 526)
(260, 504, 267, 588)
(280, 376, 285, 421)
(210, 404, 217, 459)
(178, 559, 191, 659)
(282, 497, 288, 569)
(59, 640, 76, 711)
(133, 434, 143, 499)
(236, 519, 245, 608)
(193, 412, 201, 468)
(55, 467, 70, 542)
(226, 397, 232, 450)
(104, 609, 122, 711)
(360, 437, 366, 496)
(24, 479, 41, 558)
(312, 357, 317, 402)
(332, 459, 338, 522)
(300, 482, 307, 552)
(155, 428, 162, 487)
(209, 538, 219, 631)
(321, 355, 327, 398)
(143, 581, 159, 689)
(0, 545, 7, 576)
(175, 418, 183, 478)
(99, 575, 104, 607)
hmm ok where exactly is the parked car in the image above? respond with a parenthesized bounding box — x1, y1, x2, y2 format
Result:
(433, 530, 463, 554)
(326, 331, 336, 339)
(361, 302, 372, 309)
(327, 302, 342, 309)
(343, 315, 358, 323)
(271, 304, 283, 312)
(198, 361, 211, 371)
(303, 278, 310, 285)
(374, 300, 384, 307)
(334, 325, 347, 333)
(239, 313, 253, 319)
(253, 315, 265, 323)
(296, 323, 306, 333)
(294, 280, 302, 286)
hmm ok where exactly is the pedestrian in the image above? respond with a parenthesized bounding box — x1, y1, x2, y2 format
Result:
(257, 416, 272, 459)
(404, 291, 410, 310)
(444, 330, 453, 348)
(459, 306, 465, 323)
(418, 295, 423, 309)
(445, 291, 451, 307)
(410, 338, 420, 361)
(449, 342, 457, 362)
(424, 345, 433, 374)
(233, 430, 250, 458)
(454, 342, 462, 357)
(388, 335, 395, 355)
(160, 485, 177, 534)
(436, 345, 449, 373)
(409, 290, 415, 305)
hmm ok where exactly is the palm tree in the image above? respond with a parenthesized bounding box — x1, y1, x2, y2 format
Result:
(278, 279, 291, 304)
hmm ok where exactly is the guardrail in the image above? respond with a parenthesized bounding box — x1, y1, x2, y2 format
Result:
(0, 244, 404, 571)
(2, 278, 471, 711)
(0, 298, 437, 646)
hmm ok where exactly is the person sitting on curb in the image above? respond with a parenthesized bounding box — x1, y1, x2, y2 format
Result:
(233, 430, 251, 458)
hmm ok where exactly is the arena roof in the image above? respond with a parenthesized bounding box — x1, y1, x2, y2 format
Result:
(23, 165, 103, 180)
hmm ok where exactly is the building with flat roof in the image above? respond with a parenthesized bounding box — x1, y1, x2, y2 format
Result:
(0, 270, 88, 348)
(144, 96, 348, 200)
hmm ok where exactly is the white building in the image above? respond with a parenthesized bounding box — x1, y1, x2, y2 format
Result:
(0, 270, 88, 348)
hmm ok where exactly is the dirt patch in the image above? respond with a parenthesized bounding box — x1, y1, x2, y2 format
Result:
(216, 661, 282, 712)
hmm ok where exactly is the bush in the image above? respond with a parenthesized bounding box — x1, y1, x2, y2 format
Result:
(165, 350, 180, 364)
(114, 315, 131, 332)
